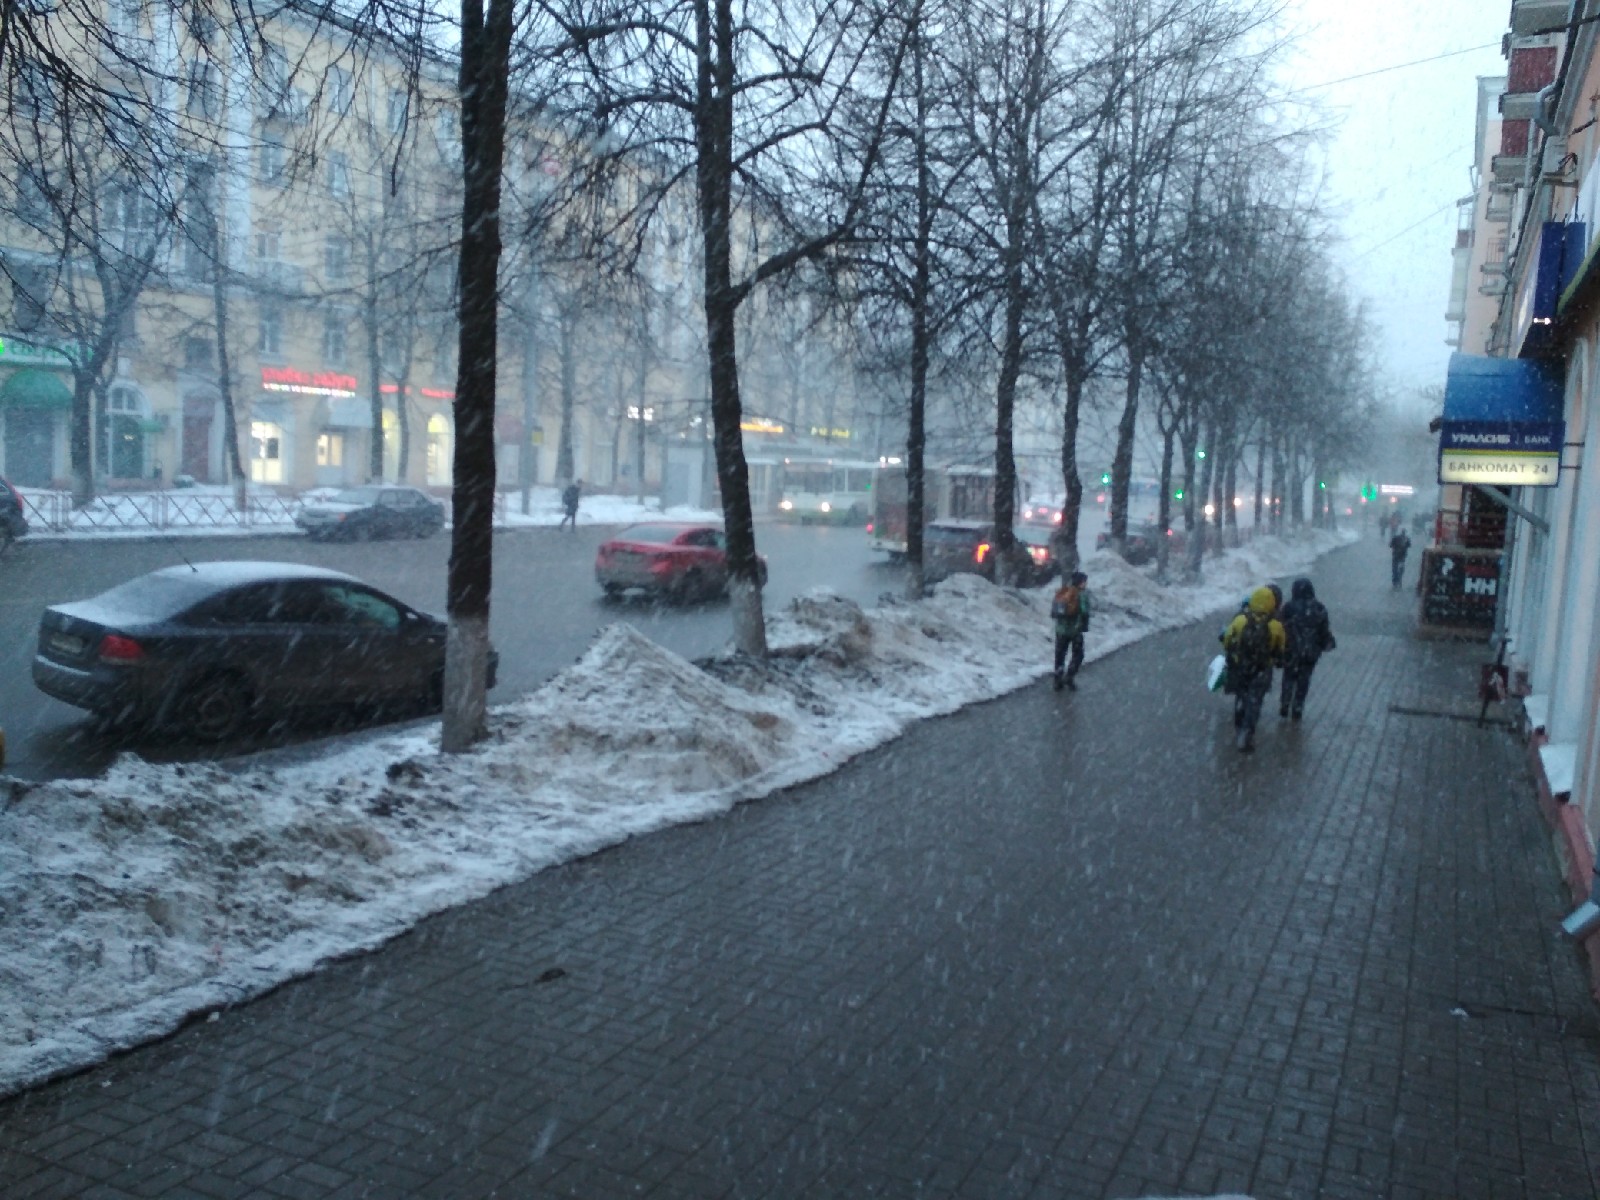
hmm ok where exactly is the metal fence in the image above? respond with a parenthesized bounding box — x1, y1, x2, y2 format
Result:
(15, 489, 515, 535)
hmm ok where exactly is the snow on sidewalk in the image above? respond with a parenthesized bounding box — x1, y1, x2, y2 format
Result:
(0, 528, 1354, 1097)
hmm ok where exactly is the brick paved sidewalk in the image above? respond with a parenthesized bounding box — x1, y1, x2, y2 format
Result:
(5, 536, 1599, 1199)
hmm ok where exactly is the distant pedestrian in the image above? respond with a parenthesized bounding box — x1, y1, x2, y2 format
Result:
(1051, 571, 1090, 692)
(1221, 585, 1286, 752)
(1389, 528, 1411, 588)
(1278, 578, 1336, 721)
(559, 479, 582, 531)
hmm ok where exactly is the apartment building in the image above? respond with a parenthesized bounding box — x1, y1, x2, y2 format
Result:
(0, 1, 869, 501)
(1438, 0, 1600, 943)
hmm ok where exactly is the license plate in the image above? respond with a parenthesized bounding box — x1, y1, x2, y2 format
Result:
(50, 632, 86, 657)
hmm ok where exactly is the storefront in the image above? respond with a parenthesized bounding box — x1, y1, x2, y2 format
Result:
(0, 366, 73, 487)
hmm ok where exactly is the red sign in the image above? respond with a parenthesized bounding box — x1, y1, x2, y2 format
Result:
(379, 383, 456, 402)
(261, 366, 359, 396)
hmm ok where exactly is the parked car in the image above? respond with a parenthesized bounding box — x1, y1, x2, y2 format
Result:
(1096, 520, 1185, 565)
(33, 561, 495, 740)
(923, 521, 1059, 587)
(1, 476, 29, 545)
(296, 485, 445, 541)
(595, 522, 768, 601)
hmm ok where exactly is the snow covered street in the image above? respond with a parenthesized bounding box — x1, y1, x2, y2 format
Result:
(0, 528, 1353, 1098)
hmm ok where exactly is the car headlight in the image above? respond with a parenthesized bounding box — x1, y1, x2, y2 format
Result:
(779, 500, 793, 510)
(819, 502, 831, 513)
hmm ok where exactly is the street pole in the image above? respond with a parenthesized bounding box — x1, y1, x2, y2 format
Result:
(519, 262, 539, 515)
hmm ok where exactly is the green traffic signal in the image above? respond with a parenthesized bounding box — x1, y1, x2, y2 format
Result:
(1173, 488, 1184, 500)
(1099, 471, 1111, 485)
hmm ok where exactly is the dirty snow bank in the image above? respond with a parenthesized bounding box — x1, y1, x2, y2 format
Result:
(0, 527, 1353, 1096)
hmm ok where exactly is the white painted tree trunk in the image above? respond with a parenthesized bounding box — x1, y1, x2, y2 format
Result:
(441, 613, 492, 752)
(729, 576, 767, 658)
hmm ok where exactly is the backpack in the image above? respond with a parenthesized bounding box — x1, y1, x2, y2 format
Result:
(1229, 611, 1272, 675)
(1051, 585, 1081, 622)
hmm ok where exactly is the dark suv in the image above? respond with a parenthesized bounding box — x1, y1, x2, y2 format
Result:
(923, 521, 1059, 586)
(0, 477, 29, 545)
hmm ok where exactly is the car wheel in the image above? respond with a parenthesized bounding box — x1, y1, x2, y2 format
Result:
(602, 582, 625, 599)
(186, 672, 253, 742)
(675, 569, 705, 602)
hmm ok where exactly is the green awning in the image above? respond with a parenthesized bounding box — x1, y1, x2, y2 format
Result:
(0, 369, 73, 411)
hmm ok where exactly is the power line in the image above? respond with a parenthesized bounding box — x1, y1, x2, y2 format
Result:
(1349, 199, 1459, 260)
(1292, 43, 1501, 94)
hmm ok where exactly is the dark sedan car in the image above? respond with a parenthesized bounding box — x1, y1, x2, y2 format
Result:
(295, 485, 445, 542)
(33, 562, 495, 740)
(1096, 520, 1185, 565)
(1, 476, 29, 545)
(595, 522, 768, 601)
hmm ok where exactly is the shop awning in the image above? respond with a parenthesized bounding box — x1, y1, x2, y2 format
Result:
(322, 397, 373, 428)
(1438, 353, 1565, 489)
(1441, 353, 1563, 423)
(0, 368, 73, 411)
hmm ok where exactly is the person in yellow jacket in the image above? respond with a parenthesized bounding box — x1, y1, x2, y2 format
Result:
(1220, 585, 1287, 752)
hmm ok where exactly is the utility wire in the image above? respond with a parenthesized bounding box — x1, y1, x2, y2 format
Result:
(1349, 199, 1459, 260)
(1292, 43, 1501, 94)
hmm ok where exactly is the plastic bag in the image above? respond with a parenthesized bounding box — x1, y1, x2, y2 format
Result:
(1207, 653, 1228, 694)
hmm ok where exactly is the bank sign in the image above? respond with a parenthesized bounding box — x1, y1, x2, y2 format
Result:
(1438, 421, 1565, 488)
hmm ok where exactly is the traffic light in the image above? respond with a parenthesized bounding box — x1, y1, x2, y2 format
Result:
(1196, 449, 1207, 460)
(1360, 482, 1377, 502)
(1173, 488, 1184, 501)
(1100, 471, 1111, 485)
(1317, 480, 1327, 490)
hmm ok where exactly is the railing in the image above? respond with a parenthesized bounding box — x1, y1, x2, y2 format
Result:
(14, 488, 517, 535)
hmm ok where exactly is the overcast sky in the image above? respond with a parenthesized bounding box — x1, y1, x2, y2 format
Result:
(1279, 0, 1509, 399)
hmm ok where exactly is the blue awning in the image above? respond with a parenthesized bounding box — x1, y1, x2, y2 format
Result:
(1442, 353, 1564, 424)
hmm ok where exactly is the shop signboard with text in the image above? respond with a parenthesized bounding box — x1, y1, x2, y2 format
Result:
(1437, 420, 1564, 487)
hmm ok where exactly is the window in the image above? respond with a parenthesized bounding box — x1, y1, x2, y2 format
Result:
(254, 228, 280, 260)
(16, 170, 51, 225)
(185, 59, 220, 118)
(259, 137, 285, 185)
(325, 585, 401, 630)
(316, 432, 344, 467)
(184, 337, 214, 371)
(327, 65, 352, 115)
(386, 89, 409, 134)
(260, 42, 289, 100)
(258, 308, 282, 356)
(426, 414, 450, 485)
(435, 109, 459, 161)
(249, 420, 284, 483)
(324, 236, 348, 283)
(109, 0, 142, 39)
(327, 151, 350, 196)
(12, 266, 48, 332)
(322, 314, 347, 365)
(16, 64, 57, 123)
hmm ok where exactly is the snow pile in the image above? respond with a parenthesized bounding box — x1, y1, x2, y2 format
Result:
(0, 526, 1353, 1097)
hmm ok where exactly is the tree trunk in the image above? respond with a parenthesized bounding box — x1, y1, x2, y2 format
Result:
(1156, 422, 1174, 578)
(1252, 438, 1266, 529)
(555, 312, 576, 484)
(1108, 347, 1143, 550)
(366, 278, 384, 483)
(1190, 422, 1216, 575)
(697, 0, 766, 656)
(210, 236, 246, 509)
(442, 0, 511, 753)
(1223, 452, 1238, 537)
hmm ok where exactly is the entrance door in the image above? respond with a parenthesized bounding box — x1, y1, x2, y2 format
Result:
(4, 409, 55, 486)
(182, 412, 212, 481)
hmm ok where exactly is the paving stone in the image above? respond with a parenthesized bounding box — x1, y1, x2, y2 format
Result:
(3, 538, 1599, 1196)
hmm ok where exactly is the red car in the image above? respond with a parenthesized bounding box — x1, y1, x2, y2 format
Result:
(595, 522, 768, 601)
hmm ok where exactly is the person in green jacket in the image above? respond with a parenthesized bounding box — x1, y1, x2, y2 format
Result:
(1051, 571, 1090, 692)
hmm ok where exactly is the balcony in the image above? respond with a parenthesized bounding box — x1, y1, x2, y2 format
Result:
(1486, 189, 1513, 223)
(1510, 0, 1569, 37)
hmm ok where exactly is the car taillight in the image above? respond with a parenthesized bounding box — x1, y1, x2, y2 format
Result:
(975, 542, 990, 563)
(98, 634, 144, 663)
(866, 522, 874, 534)
(1030, 546, 1048, 563)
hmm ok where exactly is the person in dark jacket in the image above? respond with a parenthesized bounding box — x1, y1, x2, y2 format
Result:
(1389, 528, 1411, 588)
(1051, 571, 1090, 691)
(1277, 577, 1336, 720)
(559, 479, 583, 531)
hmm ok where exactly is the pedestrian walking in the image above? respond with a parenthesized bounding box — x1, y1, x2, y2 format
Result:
(1221, 585, 1286, 752)
(1051, 571, 1090, 692)
(1277, 577, 1336, 720)
(559, 479, 583, 531)
(1389, 527, 1412, 588)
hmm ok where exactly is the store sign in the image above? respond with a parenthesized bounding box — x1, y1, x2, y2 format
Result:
(380, 383, 456, 401)
(0, 334, 80, 366)
(1438, 421, 1564, 488)
(1420, 549, 1500, 631)
(810, 426, 852, 440)
(741, 418, 785, 434)
(261, 366, 358, 397)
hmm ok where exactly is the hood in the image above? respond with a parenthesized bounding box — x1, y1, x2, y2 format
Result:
(1247, 586, 1278, 615)
(1291, 578, 1314, 602)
